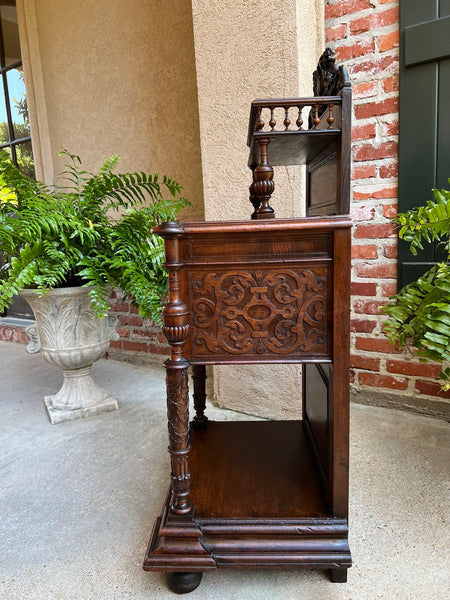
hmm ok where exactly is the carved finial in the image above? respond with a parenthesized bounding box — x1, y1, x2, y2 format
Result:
(313, 48, 343, 97)
(309, 47, 350, 128)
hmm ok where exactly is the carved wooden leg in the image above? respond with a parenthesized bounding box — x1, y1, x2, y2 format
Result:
(159, 224, 193, 516)
(165, 572, 202, 594)
(192, 365, 208, 429)
(329, 568, 348, 583)
(166, 361, 192, 515)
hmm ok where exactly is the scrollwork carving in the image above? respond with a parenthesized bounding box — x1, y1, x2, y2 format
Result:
(190, 268, 328, 358)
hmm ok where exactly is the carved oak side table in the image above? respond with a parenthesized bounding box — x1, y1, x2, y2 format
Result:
(144, 49, 352, 594)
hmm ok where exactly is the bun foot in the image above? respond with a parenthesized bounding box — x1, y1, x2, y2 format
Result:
(165, 572, 203, 594)
(329, 568, 348, 583)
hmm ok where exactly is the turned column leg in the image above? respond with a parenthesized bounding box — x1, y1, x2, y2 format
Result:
(159, 223, 193, 516)
(166, 360, 192, 514)
(253, 138, 275, 219)
(192, 365, 208, 429)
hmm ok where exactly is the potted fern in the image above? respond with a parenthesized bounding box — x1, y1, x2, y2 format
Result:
(0, 150, 188, 422)
(384, 181, 450, 389)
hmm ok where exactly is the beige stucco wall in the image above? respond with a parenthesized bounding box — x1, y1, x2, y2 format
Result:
(192, 0, 324, 418)
(192, 0, 324, 222)
(17, 0, 204, 219)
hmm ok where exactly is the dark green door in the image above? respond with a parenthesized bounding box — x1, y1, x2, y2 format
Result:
(399, 0, 450, 285)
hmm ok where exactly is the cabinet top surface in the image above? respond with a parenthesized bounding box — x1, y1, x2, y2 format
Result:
(153, 215, 352, 238)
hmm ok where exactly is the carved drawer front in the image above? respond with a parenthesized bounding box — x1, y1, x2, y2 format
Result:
(187, 266, 330, 362)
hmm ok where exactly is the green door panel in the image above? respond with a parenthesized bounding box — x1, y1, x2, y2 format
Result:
(400, 0, 437, 26)
(437, 59, 450, 189)
(398, 0, 450, 286)
(441, 0, 450, 17)
(404, 16, 450, 66)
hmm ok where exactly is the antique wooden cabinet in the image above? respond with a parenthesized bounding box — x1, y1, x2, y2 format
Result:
(144, 50, 352, 594)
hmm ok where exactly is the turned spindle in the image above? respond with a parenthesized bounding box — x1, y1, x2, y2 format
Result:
(255, 107, 264, 132)
(296, 107, 303, 130)
(327, 103, 335, 128)
(252, 138, 275, 220)
(312, 104, 320, 129)
(284, 107, 291, 130)
(269, 107, 276, 130)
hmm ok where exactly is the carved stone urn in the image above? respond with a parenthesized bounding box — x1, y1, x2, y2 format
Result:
(20, 286, 119, 424)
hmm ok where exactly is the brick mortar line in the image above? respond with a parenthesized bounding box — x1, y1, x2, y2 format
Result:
(353, 376, 441, 395)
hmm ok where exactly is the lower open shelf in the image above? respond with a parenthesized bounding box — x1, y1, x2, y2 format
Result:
(190, 420, 328, 519)
(144, 420, 351, 576)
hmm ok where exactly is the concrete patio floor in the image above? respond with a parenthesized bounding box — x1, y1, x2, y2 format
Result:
(0, 340, 449, 600)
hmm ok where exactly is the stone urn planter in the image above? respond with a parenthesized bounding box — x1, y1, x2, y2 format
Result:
(21, 286, 119, 424)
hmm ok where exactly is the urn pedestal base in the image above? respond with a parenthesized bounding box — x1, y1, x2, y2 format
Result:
(44, 394, 118, 424)
(43, 365, 119, 424)
(20, 286, 120, 424)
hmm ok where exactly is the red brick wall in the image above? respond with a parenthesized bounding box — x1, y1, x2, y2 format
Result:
(107, 288, 169, 361)
(0, 289, 169, 362)
(326, 0, 448, 414)
(0, 322, 27, 344)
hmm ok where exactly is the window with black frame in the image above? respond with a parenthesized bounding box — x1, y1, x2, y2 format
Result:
(0, 1, 34, 319)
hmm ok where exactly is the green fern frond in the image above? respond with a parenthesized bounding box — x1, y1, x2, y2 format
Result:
(394, 179, 450, 258)
(384, 181, 450, 388)
(0, 149, 187, 323)
(99, 155, 119, 174)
